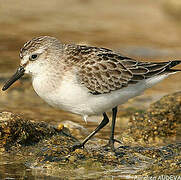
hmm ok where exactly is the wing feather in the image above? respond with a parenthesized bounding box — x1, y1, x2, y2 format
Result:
(69, 45, 179, 94)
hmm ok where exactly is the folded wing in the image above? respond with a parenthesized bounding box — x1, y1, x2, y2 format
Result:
(76, 46, 181, 94)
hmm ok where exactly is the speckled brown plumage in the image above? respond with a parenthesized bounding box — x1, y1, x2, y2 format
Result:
(18, 36, 181, 95)
(63, 44, 179, 94)
(20, 36, 62, 59)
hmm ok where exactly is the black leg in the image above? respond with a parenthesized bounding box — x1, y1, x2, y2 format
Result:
(72, 112, 109, 151)
(109, 106, 117, 146)
(104, 106, 122, 151)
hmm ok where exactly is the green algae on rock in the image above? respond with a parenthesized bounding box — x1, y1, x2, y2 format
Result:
(124, 92, 181, 145)
(0, 91, 181, 177)
(0, 111, 75, 151)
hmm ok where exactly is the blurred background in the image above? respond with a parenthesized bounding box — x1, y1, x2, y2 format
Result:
(1, 0, 181, 127)
(1, 0, 181, 70)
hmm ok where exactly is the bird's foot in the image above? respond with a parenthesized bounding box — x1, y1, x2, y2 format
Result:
(103, 138, 122, 151)
(72, 142, 84, 151)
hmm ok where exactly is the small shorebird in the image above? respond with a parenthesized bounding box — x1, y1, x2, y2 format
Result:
(2, 36, 181, 150)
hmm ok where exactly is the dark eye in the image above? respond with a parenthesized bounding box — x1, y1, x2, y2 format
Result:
(30, 54, 38, 61)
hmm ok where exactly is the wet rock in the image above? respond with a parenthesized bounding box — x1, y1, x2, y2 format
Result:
(123, 92, 181, 145)
(0, 92, 181, 177)
(0, 111, 75, 151)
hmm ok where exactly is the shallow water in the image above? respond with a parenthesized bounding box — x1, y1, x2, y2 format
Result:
(0, 154, 142, 179)
(1, 0, 181, 179)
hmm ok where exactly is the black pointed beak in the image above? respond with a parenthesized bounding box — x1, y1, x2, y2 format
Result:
(2, 66, 25, 91)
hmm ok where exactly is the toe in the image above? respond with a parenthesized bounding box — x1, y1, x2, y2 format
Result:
(72, 142, 84, 151)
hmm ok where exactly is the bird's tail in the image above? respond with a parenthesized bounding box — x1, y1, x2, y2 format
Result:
(166, 60, 181, 72)
(138, 60, 181, 78)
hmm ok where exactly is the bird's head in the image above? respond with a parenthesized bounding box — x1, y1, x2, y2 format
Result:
(2, 36, 63, 91)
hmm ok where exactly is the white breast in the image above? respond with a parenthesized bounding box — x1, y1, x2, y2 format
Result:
(32, 72, 170, 117)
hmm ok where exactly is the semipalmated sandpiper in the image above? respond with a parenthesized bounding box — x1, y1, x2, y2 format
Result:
(2, 36, 181, 150)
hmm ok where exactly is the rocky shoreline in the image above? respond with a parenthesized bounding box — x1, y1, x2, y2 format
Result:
(0, 92, 181, 178)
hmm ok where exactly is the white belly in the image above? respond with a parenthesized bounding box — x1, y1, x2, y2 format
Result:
(32, 73, 169, 117)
